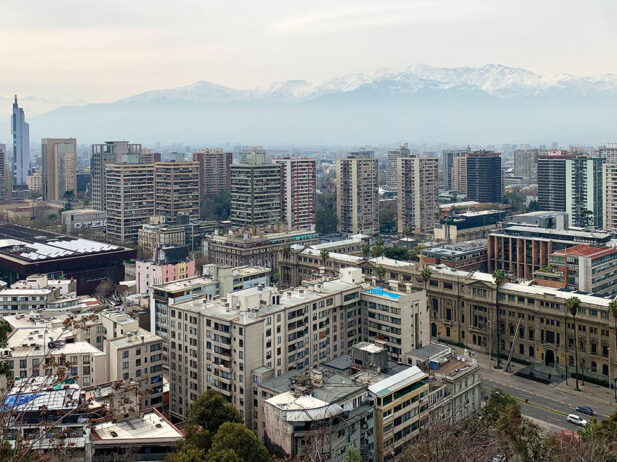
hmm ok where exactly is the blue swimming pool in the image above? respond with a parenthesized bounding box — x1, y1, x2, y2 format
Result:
(364, 287, 402, 299)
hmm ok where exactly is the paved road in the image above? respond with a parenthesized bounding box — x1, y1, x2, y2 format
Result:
(480, 369, 614, 431)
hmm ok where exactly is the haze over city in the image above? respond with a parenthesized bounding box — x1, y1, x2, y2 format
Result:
(2, 2, 617, 462)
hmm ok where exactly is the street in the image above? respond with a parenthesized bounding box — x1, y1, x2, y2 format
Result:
(480, 369, 615, 432)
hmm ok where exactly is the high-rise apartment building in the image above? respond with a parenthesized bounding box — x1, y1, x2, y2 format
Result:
(513, 149, 539, 184)
(11, 96, 30, 187)
(397, 157, 439, 234)
(41, 138, 77, 201)
(274, 158, 316, 230)
(538, 152, 604, 227)
(537, 151, 570, 213)
(336, 151, 379, 235)
(452, 155, 467, 195)
(192, 148, 232, 197)
(442, 149, 467, 190)
(238, 146, 266, 164)
(0, 144, 9, 200)
(598, 144, 617, 164)
(154, 162, 200, 221)
(566, 156, 604, 228)
(91, 141, 143, 211)
(105, 163, 155, 244)
(230, 160, 282, 228)
(604, 163, 617, 230)
(466, 151, 502, 203)
(386, 144, 410, 189)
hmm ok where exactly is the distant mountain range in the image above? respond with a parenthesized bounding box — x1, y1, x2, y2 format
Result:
(4, 64, 617, 145)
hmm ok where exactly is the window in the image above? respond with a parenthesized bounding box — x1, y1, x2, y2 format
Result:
(122, 351, 129, 359)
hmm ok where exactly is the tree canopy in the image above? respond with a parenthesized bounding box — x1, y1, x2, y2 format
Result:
(206, 422, 270, 462)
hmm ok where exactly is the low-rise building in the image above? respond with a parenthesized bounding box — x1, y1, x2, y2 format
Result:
(433, 210, 505, 243)
(61, 209, 107, 234)
(207, 227, 319, 267)
(407, 343, 481, 425)
(261, 370, 376, 462)
(534, 244, 617, 296)
(135, 245, 196, 294)
(421, 240, 488, 272)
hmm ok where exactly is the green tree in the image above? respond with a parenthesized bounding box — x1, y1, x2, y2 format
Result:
(362, 244, 371, 258)
(403, 225, 413, 249)
(376, 265, 386, 283)
(344, 447, 362, 462)
(206, 422, 270, 462)
(184, 390, 242, 452)
(200, 191, 231, 221)
(567, 296, 582, 391)
(166, 445, 206, 462)
(370, 245, 382, 258)
(282, 243, 291, 259)
(379, 204, 396, 234)
(493, 269, 506, 368)
(420, 267, 432, 291)
(320, 248, 330, 267)
(384, 246, 408, 261)
(316, 191, 338, 234)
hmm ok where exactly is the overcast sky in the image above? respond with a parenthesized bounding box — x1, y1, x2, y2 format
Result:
(3, 0, 617, 102)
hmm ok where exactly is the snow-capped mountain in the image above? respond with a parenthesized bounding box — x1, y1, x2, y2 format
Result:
(117, 64, 617, 104)
(9, 64, 617, 145)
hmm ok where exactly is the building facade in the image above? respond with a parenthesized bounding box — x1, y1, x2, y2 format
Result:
(11, 96, 31, 187)
(442, 149, 467, 191)
(275, 158, 317, 231)
(604, 162, 617, 230)
(105, 163, 155, 244)
(337, 153, 379, 235)
(565, 156, 604, 228)
(452, 155, 467, 195)
(397, 157, 439, 235)
(41, 138, 77, 201)
(230, 162, 283, 228)
(513, 149, 539, 184)
(154, 161, 200, 221)
(466, 152, 502, 203)
(386, 144, 411, 189)
(192, 148, 232, 197)
(91, 141, 143, 211)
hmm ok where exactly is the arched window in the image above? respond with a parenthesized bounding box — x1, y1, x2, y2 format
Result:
(529, 346, 534, 358)
(446, 327, 451, 337)
(473, 335, 477, 345)
(519, 344, 524, 355)
(603, 364, 609, 376)
(591, 361, 597, 373)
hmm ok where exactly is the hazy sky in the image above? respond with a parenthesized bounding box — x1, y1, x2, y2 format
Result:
(3, 0, 617, 102)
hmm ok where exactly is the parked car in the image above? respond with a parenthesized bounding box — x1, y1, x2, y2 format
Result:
(567, 414, 587, 426)
(491, 455, 506, 462)
(575, 406, 594, 416)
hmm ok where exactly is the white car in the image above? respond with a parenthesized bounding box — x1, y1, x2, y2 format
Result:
(567, 414, 587, 426)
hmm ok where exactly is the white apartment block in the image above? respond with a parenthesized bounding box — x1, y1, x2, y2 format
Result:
(166, 267, 429, 427)
(337, 153, 379, 235)
(275, 158, 317, 231)
(604, 163, 617, 231)
(397, 157, 439, 235)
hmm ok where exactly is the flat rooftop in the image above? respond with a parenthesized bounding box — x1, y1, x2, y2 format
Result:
(552, 244, 617, 259)
(0, 224, 127, 263)
(91, 410, 182, 442)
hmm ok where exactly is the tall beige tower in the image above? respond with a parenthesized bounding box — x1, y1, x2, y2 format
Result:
(275, 158, 316, 230)
(336, 150, 379, 235)
(397, 157, 439, 235)
(604, 163, 617, 231)
(154, 161, 200, 221)
(452, 155, 467, 195)
(41, 138, 77, 201)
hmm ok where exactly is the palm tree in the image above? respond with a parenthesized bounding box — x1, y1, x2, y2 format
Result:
(362, 244, 371, 258)
(608, 299, 617, 394)
(420, 267, 432, 292)
(282, 243, 291, 259)
(566, 296, 582, 391)
(492, 269, 506, 368)
(320, 249, 330, 267)
(371, 245, 383, 258)
(376, 266, 386, 284)
(403, 225, 413, 250)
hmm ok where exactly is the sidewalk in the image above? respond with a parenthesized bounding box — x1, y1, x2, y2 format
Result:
(454, 346, 617, 409)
